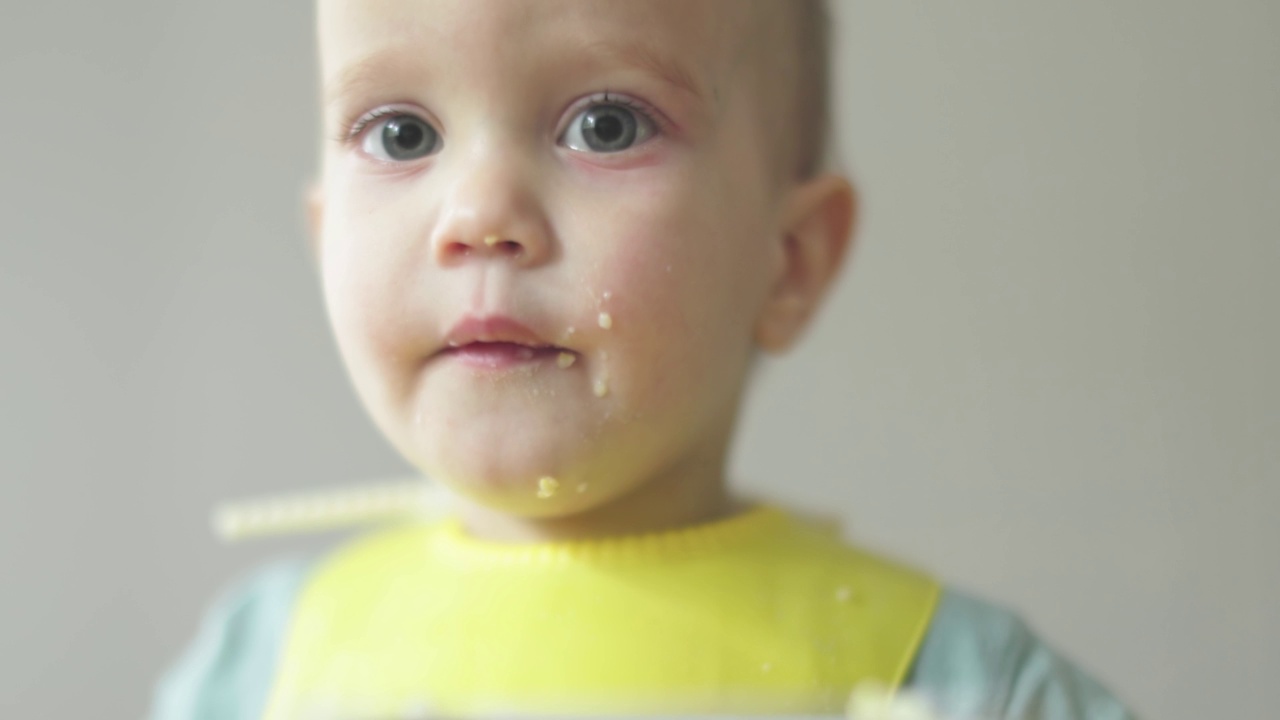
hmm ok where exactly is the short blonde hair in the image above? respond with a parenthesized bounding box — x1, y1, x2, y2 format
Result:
(748, 0, 831, 181)
(792, 0, 831, 178)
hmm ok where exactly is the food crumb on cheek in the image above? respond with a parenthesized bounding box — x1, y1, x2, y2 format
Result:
(536, 476, 560, 499)
(593, 378, 609, 397)
(598, 312, 613, 330)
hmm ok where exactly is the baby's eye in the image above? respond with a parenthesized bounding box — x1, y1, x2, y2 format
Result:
(562, 103, 655, 153)
(360, 114, 441, 161)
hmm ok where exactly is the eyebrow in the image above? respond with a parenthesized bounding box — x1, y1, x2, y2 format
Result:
(326, 40, 706, 110)
(324, 47, 423, 108)
(583, 40, 705, 100)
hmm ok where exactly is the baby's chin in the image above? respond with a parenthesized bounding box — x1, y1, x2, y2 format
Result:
(406, 423, 631, 516)
(427, 462, 632, 521)
(444, 479, 616, 520)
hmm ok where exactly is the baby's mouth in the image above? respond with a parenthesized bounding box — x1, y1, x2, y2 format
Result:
(442, 341, 568, 370)
(436, 315, 577, 371)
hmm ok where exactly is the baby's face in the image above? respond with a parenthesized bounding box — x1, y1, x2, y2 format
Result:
(313, 0, 793, 517)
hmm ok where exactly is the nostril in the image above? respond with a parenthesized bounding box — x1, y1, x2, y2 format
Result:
(481, 235, 522, 255)
(437, 240, 474, 261)
(437, 234, 526, 262)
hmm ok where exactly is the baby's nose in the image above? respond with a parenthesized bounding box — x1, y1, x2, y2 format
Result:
(427, 159, 553, 268)
(437, 232, 529, 262)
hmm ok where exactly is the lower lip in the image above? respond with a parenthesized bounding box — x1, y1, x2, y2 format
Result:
(442, 342, 565, 370)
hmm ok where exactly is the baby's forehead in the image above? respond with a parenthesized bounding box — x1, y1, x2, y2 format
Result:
(317, 0, 762, 103)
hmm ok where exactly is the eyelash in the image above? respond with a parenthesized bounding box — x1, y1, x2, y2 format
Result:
(333, 92, 668, 149)
(578, 92, 667, 135)
(334, 106, 406, 146)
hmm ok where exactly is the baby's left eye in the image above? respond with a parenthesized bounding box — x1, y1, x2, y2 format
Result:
(360, 113, 441, 162)
(562, 103, 656, 153)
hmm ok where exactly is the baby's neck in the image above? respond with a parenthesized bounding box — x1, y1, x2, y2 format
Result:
(455, 463, 741, 544)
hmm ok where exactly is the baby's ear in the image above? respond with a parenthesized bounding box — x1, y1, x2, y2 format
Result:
(304, 181, 324, 265)
(754, 174, 857, 353)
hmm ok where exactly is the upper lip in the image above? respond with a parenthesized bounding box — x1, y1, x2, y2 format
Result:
(442, 315, 556, 351)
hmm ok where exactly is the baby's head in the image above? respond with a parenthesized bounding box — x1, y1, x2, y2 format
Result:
(308, 0, 855, 538)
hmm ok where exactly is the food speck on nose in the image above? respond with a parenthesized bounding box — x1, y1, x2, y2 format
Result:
(483, 234, 501, 247)
(557, 352, 576, 369)
(536, 476, 560, 498)
(598, 312, 613, 329)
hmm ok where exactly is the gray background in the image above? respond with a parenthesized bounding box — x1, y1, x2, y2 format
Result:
(2, 1, 1277, 718)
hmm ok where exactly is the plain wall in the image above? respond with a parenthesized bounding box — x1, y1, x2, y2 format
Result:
(1, 1, 1276, 718)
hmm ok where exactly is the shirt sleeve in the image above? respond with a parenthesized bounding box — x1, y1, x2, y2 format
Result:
(904, 589, 1139, 720)
(148, 557, 313, 720)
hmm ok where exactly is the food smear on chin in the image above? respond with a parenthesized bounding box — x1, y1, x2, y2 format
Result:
(536, 476, 560, 499)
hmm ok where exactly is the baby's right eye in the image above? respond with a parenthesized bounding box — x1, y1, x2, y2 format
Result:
(359, 113, 441, 162)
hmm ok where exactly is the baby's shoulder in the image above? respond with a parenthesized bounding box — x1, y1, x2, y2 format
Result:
(149, 522, 429, 719)
(149, 555, 315, 720)
(908, 589, 1138, 719)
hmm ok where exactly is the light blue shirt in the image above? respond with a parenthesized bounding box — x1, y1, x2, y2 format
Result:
(150, 557, 1137, 719)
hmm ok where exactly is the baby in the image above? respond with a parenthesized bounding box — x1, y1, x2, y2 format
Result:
(151, 1, 1137, 718)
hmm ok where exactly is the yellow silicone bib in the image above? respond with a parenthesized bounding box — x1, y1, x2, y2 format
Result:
(262, 507, 939, 718)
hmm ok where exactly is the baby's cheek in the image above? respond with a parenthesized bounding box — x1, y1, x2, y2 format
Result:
(602, 234, 736, 402)
(604, 228, 692, 325)
(322, 239, 423, 406)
